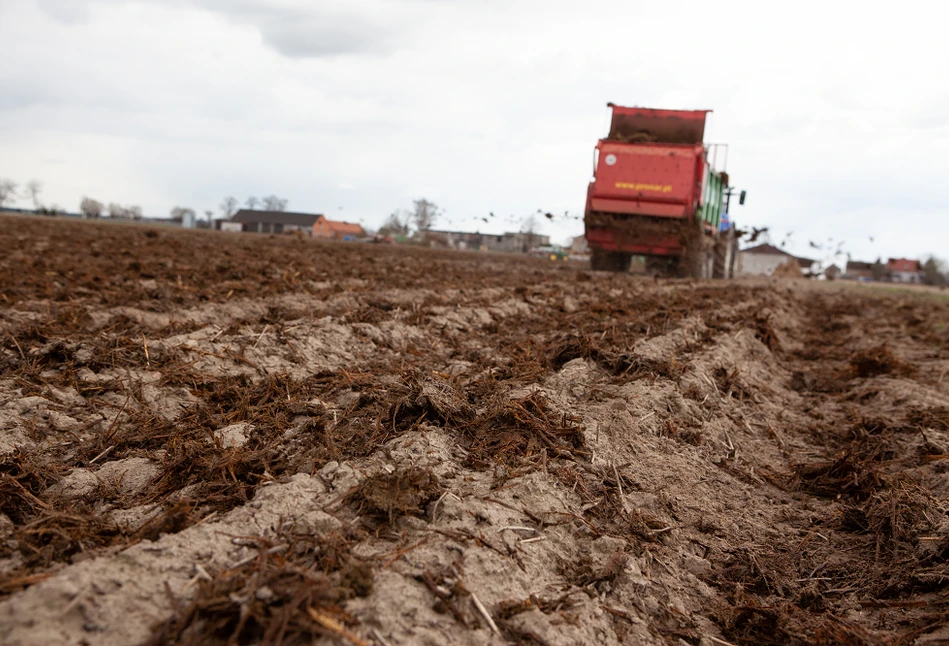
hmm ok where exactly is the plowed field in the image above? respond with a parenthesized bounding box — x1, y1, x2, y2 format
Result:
(1, 215, 948, 646)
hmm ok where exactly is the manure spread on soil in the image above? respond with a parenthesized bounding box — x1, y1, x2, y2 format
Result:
(1, 215, 949, 646)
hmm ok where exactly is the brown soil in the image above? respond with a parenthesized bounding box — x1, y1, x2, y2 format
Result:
(1, 215, 949, 646)
(772, 260, 804, 278)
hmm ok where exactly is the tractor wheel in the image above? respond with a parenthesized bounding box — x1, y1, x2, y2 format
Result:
(713, 227, 738, 279)
(680, 219, 714, 279)
(713, 236, 727, 279)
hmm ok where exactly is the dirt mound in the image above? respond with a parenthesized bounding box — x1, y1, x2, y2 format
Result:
(850, 344, 914, 378)
(772, 259, 804, 278)
(346, 467, 443, 524)
(1, 215, 949, 645)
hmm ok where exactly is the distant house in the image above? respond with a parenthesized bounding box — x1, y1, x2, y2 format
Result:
(570, 235, 589, 255)
(843, 260, 874, 281)
(425, 230, 501, 250)
(796, 255, 819, 277)
(502, 231, 551, 252)
(424, 230, 551, 252)
(824, 264, 842, 280)
(312, 216, 366, 240)
(887, 258, 921, 283)
(230, 209, 323, 235)
(739, 243, 812, 276)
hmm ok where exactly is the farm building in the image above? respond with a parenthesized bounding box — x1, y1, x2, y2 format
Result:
(230, 210, 322, 235)
(797, 256, 820, 277)
(424, 230, 551, 252)
(424, 230, 500, 250)
(228, 210, 366, 239)
(739, 243, 814, 276)
(843, 260, 875, 281)
(496, 231, 551, 253)
(887, 258, 921, 283)
(313, 216, 366, 240)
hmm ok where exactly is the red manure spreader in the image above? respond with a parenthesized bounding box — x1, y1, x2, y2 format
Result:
(584, 104, 744, 276)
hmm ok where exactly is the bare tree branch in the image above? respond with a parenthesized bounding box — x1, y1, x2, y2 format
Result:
(79, 197, 103, 219)
(220, 196, 238, 219)
(260, 195, 288, 212)
(0, 179, 18, 208)
(411, 198, 439, 232)
(25, 179, 43, 211)
(378, 210, 410, 237)
(521, 213, 539, 251)
(921, 257, 948, 286)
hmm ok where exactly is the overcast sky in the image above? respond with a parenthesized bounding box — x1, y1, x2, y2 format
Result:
(2, 0, 947, 263)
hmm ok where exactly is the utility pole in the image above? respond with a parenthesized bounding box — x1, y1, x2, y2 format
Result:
(722, 187, 747, 224)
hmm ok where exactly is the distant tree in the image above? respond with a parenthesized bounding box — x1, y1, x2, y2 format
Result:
(107, 202, 126, 218)
(378, 210, 410, 237)
(260, 195, 288, 212)
(79, 197, 104, 218)
(204, 210, 213, 224)
(245, 196, 259, 210)
(127, 205, 143, 220)
(411, 198, 439, 232)
(220, 196, 238, 219)
(0, 178, 18, 209)
(521, 213, 540, 251)
(36, 205, 63, 216)
(921, 256, 948, 286)
(25, 179, 42, 211)
(169, 206, 195, 223)
(871, 257, 889, 282)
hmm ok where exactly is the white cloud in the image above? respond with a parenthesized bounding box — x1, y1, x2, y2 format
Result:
(1, 0, 947, 257)
(34, 0, 90, 23)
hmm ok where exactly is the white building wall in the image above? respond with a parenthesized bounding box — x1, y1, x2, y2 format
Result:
(739, 252, 792, 276)
(891, 271, 920, 283)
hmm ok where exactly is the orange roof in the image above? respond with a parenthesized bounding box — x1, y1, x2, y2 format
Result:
(325, 220, 365, 235)
(887, 258, 920, 272)
(315, 216, 365, 236)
